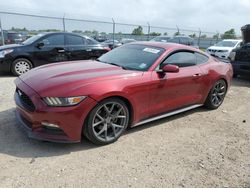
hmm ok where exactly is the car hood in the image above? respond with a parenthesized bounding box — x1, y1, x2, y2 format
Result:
(207, 46, 234, 51)
(0, 44, 22, 50)
(19, 60, 142, 97)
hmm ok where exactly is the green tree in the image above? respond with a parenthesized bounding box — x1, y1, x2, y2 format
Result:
(132, 26, 144, 35)
(213, 33, 220, 39)
(174, 31, 180, 36)
(222, 29, 236, 39)
(149, 32, 161, 36)
(189, 33, 196, 38)
(163, 32, 168, 36)
(72, 30, 83, 34)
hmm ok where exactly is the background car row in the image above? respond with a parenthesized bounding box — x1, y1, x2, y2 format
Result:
(1, 25, 250, 77)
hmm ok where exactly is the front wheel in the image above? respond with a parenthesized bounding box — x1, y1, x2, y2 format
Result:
(204, 79, 227, 109)
(11, 58, 33, 76)
(84, 98, 130, 145)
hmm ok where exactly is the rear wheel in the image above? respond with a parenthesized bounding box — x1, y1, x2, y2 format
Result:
(11, 58, 33, 76)
(204, 79, 227, 109)
(84, 98, 129, 145)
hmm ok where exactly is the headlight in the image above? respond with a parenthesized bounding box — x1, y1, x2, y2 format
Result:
(228, 52, 236, 61)
(43, 96, 86, 107)
(0, 49, 14, 58)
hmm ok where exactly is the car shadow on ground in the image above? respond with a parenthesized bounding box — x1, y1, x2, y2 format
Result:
(0, 106, 208, 159)
(0, 72, 16, 78)
(232, 75, 250, 87)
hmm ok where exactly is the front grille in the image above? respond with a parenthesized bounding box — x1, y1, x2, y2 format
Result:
(16, 88, 35, 112)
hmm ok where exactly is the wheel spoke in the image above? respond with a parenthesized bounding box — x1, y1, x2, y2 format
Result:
(104, 105, 110, 114)
(109, 103, 115, 114)
(116, 115, 126, 119)
(111, 123, 124, 128)
(96, 125, 106, 136)
(111, 124, 117, 137)
(104, 127, 108, 141)
(96, 113, 104, 121)
(93, 120, 104, 127)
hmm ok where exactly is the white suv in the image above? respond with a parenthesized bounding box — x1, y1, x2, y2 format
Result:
(206, 39, 242, 59)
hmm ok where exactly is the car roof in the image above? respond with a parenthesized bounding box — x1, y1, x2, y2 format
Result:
(222, 39, 242, 42)
(130, 41, 197, 51)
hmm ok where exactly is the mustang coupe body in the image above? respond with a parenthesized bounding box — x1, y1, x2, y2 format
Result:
(14, 42, 233, 145)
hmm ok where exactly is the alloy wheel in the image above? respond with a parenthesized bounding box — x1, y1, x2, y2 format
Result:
(92, 102, 128, 142)
(211, 80, 227, 107)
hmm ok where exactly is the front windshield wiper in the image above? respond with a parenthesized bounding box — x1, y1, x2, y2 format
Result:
(108, 62, 129, 70)
(96, 59, 128, 70)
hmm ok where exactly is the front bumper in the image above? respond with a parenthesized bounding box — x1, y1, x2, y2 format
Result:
(14, 78, 98, 143)
(206, 50, 230, 59)
(0, 57, 12, 72)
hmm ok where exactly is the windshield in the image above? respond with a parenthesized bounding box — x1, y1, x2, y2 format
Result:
(98, 44, 165, 71)
(215, 41, 238, 47)
(22, 33, 45, 45)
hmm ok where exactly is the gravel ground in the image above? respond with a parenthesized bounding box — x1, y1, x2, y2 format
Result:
(0, 74, 249, 188)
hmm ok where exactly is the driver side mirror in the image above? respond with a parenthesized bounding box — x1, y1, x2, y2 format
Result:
(36, 42, 45, 49)
(158, 64, 180, 73)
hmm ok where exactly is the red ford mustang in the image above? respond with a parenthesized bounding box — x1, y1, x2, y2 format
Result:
(14, 42, 233, 145)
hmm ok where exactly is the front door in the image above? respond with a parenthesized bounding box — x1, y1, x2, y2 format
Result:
(31, 34, 68, 67)
(148, 51, 205, 117)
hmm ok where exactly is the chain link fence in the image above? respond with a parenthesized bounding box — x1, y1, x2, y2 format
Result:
(0, 11, 241, 48)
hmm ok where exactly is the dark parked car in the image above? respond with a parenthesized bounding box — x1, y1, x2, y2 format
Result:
(0, 31, 26, 46)
(0, 32, 110, 76)
(168, 35, 195, 46)
(230, 25, 250, 77)
(101, 39, 122, 49)
(120, 38, 137, 44)
(150, 36, 170, 42)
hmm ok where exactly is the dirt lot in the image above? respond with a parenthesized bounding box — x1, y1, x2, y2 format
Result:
(0, 74, 249, 188)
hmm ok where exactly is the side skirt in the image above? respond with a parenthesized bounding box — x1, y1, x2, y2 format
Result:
(131, 104, 203, 127)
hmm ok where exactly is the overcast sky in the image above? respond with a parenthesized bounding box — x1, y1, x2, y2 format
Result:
(0, 0, 249, 34)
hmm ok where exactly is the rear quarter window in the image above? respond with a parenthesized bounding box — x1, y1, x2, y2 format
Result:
(195, 52, 209, 64)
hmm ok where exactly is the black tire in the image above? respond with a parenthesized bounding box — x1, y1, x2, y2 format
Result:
(204, 79, 227, 110)
(84, 98, 130, 145)
(11, 58, 33, 76)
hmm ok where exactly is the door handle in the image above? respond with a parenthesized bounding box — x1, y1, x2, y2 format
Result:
(86, 49, 92, 52)
(193, 73, 202, 77)
(58, 49, 65, 53)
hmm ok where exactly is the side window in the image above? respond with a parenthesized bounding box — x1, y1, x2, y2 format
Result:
(65, 35, 84, 45)
(162, 51, 196, 68)
(180, 37, 188, 45)
(42, 34, 64, 46)
(86, 38, 96, 45)
(170, 38, 180, 43)
(195, 52, 209, 64)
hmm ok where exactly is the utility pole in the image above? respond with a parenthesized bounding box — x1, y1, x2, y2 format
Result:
(112, 18, 115, 48)
(147, 22, 150, 41)
(62, 14, 66, 32)
(0, 16, 4, 46)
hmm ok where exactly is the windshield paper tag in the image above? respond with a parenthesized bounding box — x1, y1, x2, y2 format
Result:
(143, 48, 160, 54)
